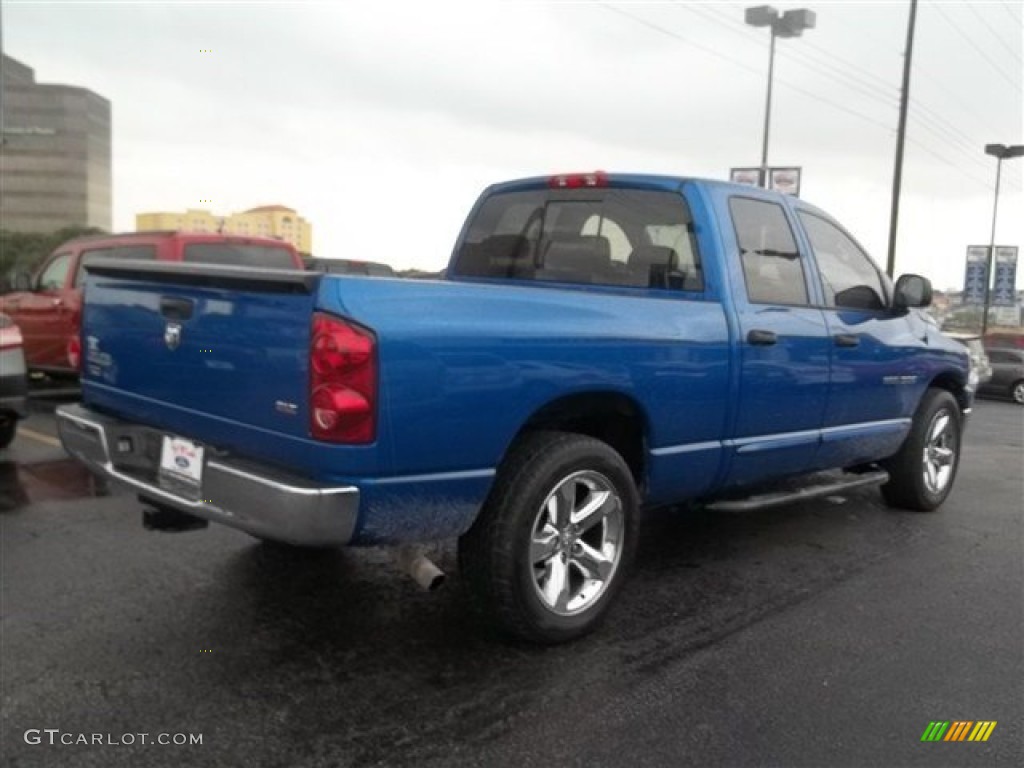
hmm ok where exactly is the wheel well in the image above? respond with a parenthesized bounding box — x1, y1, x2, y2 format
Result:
(929, 372, 969, 411)
(515, 393, 647, 488)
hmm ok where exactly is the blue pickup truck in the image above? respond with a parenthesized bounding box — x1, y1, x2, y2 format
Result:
(56, 172, 973, 643)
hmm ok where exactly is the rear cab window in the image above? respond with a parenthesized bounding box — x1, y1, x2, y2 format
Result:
(452, 188, 703, 292)
(75, 245, 158, 286)
(183, 243, 298, 269)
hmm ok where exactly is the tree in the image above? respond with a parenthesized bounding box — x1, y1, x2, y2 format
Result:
(0, 226, 104, 290)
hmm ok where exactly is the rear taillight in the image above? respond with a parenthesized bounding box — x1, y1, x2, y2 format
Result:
(548, 171, 608, 189)
(67, 335, 82, 369)
(310, 313, 377, 443)
(0, 324, 23, 350)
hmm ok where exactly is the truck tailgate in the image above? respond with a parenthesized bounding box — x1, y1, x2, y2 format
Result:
(80, 260, 318, 446)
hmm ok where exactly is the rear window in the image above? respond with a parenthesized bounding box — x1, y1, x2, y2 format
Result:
(76, 245, 157, 286)
(182, 244, 297, 269)
(453, 188, 702, 291)
(311, 259, 395, 277)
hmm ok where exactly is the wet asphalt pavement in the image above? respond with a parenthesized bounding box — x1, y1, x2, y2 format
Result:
(1, 395, 1021, 768)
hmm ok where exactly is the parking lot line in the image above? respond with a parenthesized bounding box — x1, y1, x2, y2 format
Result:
(18, 428, 63, 449)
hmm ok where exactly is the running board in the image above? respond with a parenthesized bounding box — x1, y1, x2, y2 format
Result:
(707, 469, 889, 512)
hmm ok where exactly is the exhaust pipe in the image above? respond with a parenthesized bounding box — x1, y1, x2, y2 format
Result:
(396, 546, 445, 591)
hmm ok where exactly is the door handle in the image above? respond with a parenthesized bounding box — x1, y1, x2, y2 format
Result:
(834, 334, 860, 348)
(160, 296, 195, 321)
(747, 329, 778, 346)
(51, 298, 63, 308)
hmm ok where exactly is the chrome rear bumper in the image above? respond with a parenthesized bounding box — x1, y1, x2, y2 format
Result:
(55, 404, 359, 546)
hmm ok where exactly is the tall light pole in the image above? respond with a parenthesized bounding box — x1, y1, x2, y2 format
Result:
(980, 143, 1024, 336)
(885, 0, 918, 278)
(745, 5, 816, 187)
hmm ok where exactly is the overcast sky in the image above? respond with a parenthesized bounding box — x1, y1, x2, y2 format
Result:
(5, 0, 1022, 289)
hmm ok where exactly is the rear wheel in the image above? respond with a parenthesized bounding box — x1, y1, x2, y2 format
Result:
(1011, 379, 1024, 405)
(881, 388, 962, 511)
(458, 431, 638, 644)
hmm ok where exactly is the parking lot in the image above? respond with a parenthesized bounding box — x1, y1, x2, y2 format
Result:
(2, 393, 1021, 768)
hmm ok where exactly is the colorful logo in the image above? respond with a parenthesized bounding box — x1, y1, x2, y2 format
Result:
(921, 721, 996, 742)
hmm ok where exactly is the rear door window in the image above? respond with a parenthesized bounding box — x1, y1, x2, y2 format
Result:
(76, 245, 158, 286)
(453, 189, 702, 291)
(729, 197, 809, 306)
(183, 244, 297, 269)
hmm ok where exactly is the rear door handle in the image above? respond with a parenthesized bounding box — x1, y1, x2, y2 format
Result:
(834, 334, 860, 348)
(160, 296, 194, 321)
(747, 329, 778, 346)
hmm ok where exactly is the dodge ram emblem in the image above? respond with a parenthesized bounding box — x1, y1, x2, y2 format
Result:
(164, 322, 182, 350)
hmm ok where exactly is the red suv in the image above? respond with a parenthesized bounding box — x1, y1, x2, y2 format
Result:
(0, 231, 304, 376)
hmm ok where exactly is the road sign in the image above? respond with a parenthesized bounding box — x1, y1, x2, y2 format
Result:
(992, 246, 1018, 306)
(963, 246, 988, 304)
(729, 166, 802, 196)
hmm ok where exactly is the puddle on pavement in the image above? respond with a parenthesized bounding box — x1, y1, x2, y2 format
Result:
(0, 459, 112, 511)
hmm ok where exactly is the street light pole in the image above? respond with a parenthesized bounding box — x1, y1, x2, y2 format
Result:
(980, 143, 1024, 336)
(745, 5, 816, 187)
(760, 25, 777, 181)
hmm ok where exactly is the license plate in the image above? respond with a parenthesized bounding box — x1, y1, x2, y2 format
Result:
(159, 435, 204, 490)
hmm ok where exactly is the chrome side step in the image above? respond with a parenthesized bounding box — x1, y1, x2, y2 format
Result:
(707, 469, 889, 512)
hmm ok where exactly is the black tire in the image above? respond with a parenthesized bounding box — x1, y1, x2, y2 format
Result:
(881, 388, 962, 511)
(458, 431, 639, 644)
(0, 415, 17, 451)
(1011, 379, 1024, 405)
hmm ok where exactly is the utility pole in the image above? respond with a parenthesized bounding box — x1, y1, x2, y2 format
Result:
(886, 0, 918, 277)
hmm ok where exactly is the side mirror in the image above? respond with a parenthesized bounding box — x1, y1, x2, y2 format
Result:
(894, 273, 932, 310)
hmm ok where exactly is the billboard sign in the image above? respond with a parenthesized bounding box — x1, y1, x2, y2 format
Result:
(963, 246, 989, 305)
(730, 167, 763, 187)
(729, 166, 801, 196)
(769, 167, 801, 197)
(992, 246, 1018, 306)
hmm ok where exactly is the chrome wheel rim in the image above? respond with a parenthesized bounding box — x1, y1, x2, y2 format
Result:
(1013, 382, 1024, 405)
(922, 409, 957, 495)
(529, 470, 624, 617)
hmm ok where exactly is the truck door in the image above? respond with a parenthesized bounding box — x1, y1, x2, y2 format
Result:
(795, 210, 916, 468)
(725, 196, 830, 486)
(8, 252, 75, 370)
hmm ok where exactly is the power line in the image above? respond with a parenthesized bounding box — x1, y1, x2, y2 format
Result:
(703, 2, 901, 95)
(1000, 1, 1023, 26)
(903, 135, 993, 191)
(599, 2, 1011, 195)
(599, 3, 897, 134)
(965, 2, 1023, 66)
(930, 3, 1021, 91)
(678, 2, 1014, 185)
(675, 3, 900, 109)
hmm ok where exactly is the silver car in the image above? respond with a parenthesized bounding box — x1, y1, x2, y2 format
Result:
(0, 313, 28, 449)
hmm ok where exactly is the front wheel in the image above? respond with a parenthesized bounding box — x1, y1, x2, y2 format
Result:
(881, 388, 962, 511)
(458, 431, 638, 644)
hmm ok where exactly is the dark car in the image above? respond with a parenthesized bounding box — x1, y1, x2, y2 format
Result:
(978, 348, 1024, 404)
(0, 314, 28, 450)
